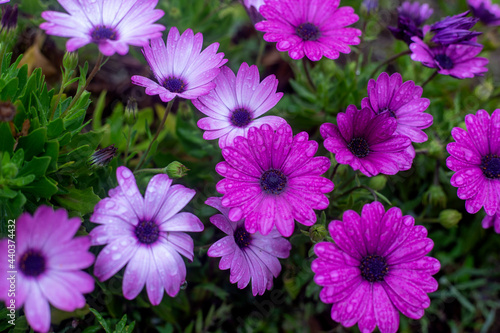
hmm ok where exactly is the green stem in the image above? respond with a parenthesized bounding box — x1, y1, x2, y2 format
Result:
(329, 163, 340, 181)
(256, 36, 265, 67)
(133, 168, 165, 175)
(134, 99, 175, 171)
(302, 57, 316, 91)
(421, 70, 438, 88)
(355, 20, 368, 76)
(370, 49, 412, 78)
(65, 52, 104, 115)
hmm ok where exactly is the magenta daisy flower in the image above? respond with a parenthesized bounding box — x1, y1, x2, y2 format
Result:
(469, 0, 500, 26)
(131, 27, 227, 102)
(90, 166, 204, 305)
(0, 206, 94, 333)
(482, 212, 500, 233)
(410, 37, 488, 79)
(40, 0, 165, 56)
(216, 123, 334, 237)
(446, 109, 500, 216)
(254, 0, 362, 61)
(193, 62, 285, 148)
(361, 72, 433, 143)
(320, 106, 414, 177)
(206, 197, 291, 295)
(312, 202, 440, 333)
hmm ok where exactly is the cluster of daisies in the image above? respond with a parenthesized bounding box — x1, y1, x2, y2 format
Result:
(1, 0, 499, 332)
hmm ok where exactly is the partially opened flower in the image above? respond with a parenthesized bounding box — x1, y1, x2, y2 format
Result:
(482, 212, 500, 233)
(468, 0, 500, 26)
(216, 123, 334, 237)
(388, 1, 433, 45)
(132, 27, 227, 102)
(361, 72, 432, 143)
(193, 62, 285, 148)
(40, 0, 165, 56)
(312, 201, 440, 333)
(90, 166, 204, 305)
(446, 109, 500, 216)
(255, 0, 361, 61)
(320, 106, 414, 177)
(240, 0, 266, 23)
(410, 37, 488, 79)
(206, 197, 291, 295)
(0, 206, 94, 333)
(428, 11, 481, 46)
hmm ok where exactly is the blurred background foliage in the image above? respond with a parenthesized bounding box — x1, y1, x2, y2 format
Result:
(1, 0, 500, 332)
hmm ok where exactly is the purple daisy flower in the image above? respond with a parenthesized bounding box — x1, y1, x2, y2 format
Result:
(216, 123, 334, 237)
(388, 1, 433, 45)
(240, 0, 266, 23)
(254, 0, 362, 61)
(205, 197, 291, 296)
(40, 0, 165, 56)
(312, 201, 440, 333)
(410, 37, 488, 79)
(0, 206, 94, 333)
(320, 106, 414, 177)
(482, 212, 500, 233)
(131, 27, 227, 103)
(428, 11, 481, 46)
(90, 166, 204, 305)
(469, 0, 500, 26)
(361, 72, 433, 143)
(0, 0, 9, 4)
(446, 109, 500, 216)
(193, 62, 285, 148)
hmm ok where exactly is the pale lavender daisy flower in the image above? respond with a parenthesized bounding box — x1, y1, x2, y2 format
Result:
(0, 206, 94, 333)
(90, 166, 204, 305)
(312, 202, 440, 333)
(361, 72, 433, 143)
(469, 0, 500, 26)
(216, 122, 334, 237)
(0, 0, 9, 4)
(446, 109, 500, 216)
(131, 27, 227, 102)
(40, 0, 165, 56)
(193, 62, 285, 148)
(482, 212, 500, 233)
(206, 197, 291, 296)
(320, 106, 414, 177)
(255, 0, 362, 61)
(410, 37, 488, 79)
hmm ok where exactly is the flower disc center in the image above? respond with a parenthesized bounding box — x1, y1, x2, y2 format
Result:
(360, 255, 388, 282)
(260, 169, 287, 195)
(91, 26, 118, 41)
(163, 77, 186, 93)
(435, 54, 454, 69)
(230, 108, 253, 128)
(296, 22, 320, 41)
(135, 220, 160, 244)
(234, 226, 252, 249)
(348, 137, 370, 158)
(481, 154, 500, 179)
(20, 249, 46, 277)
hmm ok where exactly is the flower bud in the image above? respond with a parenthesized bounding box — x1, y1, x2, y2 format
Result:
(62, 52, 78, 72)
(423, 185, 447, 208)
(439, 209, 462, 228)
(309, 224, 328, 243)
(361, 0, 378, 15)
(1, 5, 18, 31)
(165, 161, 189, 179)
(89, 145, 117, 168)
(368, 175, 387, 191)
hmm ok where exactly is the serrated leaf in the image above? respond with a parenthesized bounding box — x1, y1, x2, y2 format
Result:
(47, 118, 64, 138)
(18, 156, 51, 178)
(16, 127, 47, 161)
(54, 186, 101, 215)
(22, 176, 58, 198)
(7, 174, 35, 187)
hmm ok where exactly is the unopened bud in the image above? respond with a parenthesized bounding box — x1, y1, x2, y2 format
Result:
(89, 145, 117, 168)
(1, 5, 18, 31)
(309, 224, 327, 243)
(165, 161, 189, 179)
(439, 209, 462, 228)
(0, 101, 16, 122)
(368, 175, 387, 191)
(361, 0, 378, 15)
(62, 52, 78, 71)
(423, 185, 447, 208)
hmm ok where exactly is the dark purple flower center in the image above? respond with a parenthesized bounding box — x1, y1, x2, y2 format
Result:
(348, 137, 370, 158)
(20, 249, 46, 277)
(91, 26, 117, 41)
(378, 107, 396, 118)
(435, 54, 454, 69)
(230, 108, 252, 127)
(260, 169, 287, 195)
(135, 220, 160, 244)
(360, 255, 388, 282)
(234, 226, 252, 249)
(296, 22, 320, 41)
(163, 77, 186, 93)
(481, 154, 500, 179)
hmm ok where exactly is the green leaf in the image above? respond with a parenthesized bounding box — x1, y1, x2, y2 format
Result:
(47, 118, 64, 139)
(10, 149, 24, 168)
(18, 156, 51, 178)
(16, 127, 47, 161)
(89, 308, 112, 333)
(7, 174, 35, 187)
(82, 326, 102, 333)
(114, 314, 127, 333)
(51, 304, 90, 325)
(0, 77, 18, 101)
(22, 176, 58, 198)
(43, 140, 59, 171)
(54, 187, 101, 215)
(92, 91, 107, 131)
(0, 123, 15, 153)
(0, 187, 18, 199)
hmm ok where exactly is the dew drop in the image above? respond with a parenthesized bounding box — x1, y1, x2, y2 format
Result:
(180, 281, 188, 290)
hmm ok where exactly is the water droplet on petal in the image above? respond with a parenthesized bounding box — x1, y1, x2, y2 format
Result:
(180, 281, 188, 290)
